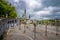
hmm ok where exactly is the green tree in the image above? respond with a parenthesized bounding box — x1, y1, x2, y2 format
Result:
(0, 0, 17, 18)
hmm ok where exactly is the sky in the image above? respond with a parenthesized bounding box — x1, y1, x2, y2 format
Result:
(6, 0, 60, 20)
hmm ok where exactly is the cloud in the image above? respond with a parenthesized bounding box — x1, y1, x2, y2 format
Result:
(13, 0, 19, 2)
(23, 0, 43, 11)
(7, 0, 60, 19)
(31, 6, 60, 19)
(42, 0, 60, 7)
(35, 10, 51, 16)
(33, 6, 54, 16)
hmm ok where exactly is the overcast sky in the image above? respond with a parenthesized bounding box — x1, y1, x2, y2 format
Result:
(7, 0, 60, 20)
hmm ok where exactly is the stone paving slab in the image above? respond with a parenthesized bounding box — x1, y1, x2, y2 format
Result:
(4, 35, 31, 40)
(3, 27, 31, 40)
(3, 24, 60, 40)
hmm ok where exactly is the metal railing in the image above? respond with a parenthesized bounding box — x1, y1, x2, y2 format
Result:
(0, 18, 20, 37)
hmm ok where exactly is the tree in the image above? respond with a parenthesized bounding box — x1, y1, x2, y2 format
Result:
(0, 0, 17, 18)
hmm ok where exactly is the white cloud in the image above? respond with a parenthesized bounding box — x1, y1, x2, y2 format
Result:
(35, 10, 51, 15)
(13, 0, 19, 2)
(24, 0, 42, 9)
(34, 8, 51, 16)
(44, 6, 60, 11)
(42, 17, 50, 20)
(34, 6, 60, 16)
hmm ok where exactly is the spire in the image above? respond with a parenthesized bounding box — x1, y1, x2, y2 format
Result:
(24, 8, 26, 15)
(22, 8, 26, 19)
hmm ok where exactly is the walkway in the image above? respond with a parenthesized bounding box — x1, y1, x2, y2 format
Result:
(3, 25, 32, 40)
(3, 24, 60, 40)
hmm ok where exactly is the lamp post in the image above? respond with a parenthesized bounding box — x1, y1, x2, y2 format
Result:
(32, 21, 37, 40)
(19, 19, 21, 30)
(55, 20, 58, 36)
(44, 21, 48, 37)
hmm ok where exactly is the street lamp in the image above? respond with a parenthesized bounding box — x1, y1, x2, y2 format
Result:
(44, 21, 48, 37)
(55, 20, 58, 36)
(32, 21, 37, 40)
